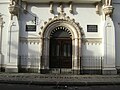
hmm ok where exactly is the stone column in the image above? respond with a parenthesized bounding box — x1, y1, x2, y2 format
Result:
(38, 37, 42, 73)
(44, 38, 49, 70)
(78, 38, 81, 71)
(72, 38, 80, 74)
(5, 1, 20, 72)
(102, 5, 117, 74)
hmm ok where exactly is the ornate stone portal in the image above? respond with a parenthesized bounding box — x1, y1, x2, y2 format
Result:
(39, 12, 82, 74)
(6, 0, 20, 73)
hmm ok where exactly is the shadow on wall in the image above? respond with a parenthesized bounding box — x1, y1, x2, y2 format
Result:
(18, 3, 41, 73)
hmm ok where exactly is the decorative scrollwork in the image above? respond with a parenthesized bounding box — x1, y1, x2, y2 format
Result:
(39, 12, 83, 38)
(103, 6, 113, 17)
(102, 0, 113, 17)
(9, 0, 19, 17)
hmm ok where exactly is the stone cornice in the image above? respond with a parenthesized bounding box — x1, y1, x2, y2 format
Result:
(20, 37, 102, 44)
(82, 38, 102, 42)
(22, 0, 101, 4)
(20, 37, 40, 44)
(82, 38, 102, 45)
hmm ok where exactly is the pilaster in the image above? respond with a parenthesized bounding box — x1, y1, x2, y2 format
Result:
(0, 15, 4, 72)
(102, 4, 117, 74)
(40, 37, 50, 73)
(5, 0, 20, 73)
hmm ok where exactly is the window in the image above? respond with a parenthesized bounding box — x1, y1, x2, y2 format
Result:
(26, 25, 36, 31)
(87, 25, 98, 32)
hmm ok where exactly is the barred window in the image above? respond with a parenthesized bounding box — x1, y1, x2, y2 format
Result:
(87, 25, 98, 32)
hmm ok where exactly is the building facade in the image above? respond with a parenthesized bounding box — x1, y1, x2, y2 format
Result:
(0, 0, 119, 74)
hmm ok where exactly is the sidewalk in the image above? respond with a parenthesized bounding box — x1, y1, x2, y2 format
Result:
(0, 73, 120, 86)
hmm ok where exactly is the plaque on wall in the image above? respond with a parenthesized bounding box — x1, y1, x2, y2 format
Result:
(87, 25, 98, 32)
(26, 25, 36, 31)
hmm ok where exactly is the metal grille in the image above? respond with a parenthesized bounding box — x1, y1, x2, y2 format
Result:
(18, 55, 40, 72)
(80, 56, 103, 75)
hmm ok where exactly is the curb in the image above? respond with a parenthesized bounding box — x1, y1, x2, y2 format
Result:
(0, 80, 120, 86)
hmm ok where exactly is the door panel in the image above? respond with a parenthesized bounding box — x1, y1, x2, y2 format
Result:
(50, 38, 72, 68)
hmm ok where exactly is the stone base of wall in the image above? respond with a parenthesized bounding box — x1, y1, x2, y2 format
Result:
(19, 68, 102, 75)
(72, 70, 80, 75)
(18, 68, 39, 73)
(80, 69, 102, 75)
(5, 67, 118, 75)
(40, 69, 80, 75)
(0, 67, 5, 72)
(117, 69, 120, 74)
(40, 69, 50, 74)
(102, 69, 117, 75)
(5, 68, 18, 73)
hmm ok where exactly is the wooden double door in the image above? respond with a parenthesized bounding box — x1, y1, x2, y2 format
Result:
(50, 38, 72, 69)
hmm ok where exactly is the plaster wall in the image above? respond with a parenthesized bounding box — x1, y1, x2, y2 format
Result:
(19, 3, 102, 65)
(20, 3, 101, 38)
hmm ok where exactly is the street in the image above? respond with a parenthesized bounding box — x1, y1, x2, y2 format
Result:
(0, 84, 120, 90)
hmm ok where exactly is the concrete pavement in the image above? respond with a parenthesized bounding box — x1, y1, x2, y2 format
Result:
(0, 73, 120, 86)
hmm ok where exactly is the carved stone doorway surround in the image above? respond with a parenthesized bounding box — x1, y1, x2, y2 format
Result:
(39, 12, 82, 74)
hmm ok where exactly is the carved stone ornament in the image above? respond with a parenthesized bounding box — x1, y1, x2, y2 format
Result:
(69, 2, 73, 14)
(9, 5, 19, 15)
(49, 2, 54, 13)
(104, 0, 111, 6)
(95, 2, 101, 14)
(9, 0, 19, 15)
(40, 11, 83, 38)
(103, 5, 114, 17)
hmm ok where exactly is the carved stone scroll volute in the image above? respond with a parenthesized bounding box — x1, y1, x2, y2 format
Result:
(9, 0, 19, 19)
(103, 6, 114, 17)
(103, 0, 113, 17)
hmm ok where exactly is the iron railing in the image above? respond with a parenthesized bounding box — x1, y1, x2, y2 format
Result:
(80, 56, 103, 74)
(18, 55, 103, 74)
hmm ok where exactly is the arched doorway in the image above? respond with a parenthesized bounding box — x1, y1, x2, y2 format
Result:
(49, 26, 72, 73)
(40, 13, 82, 74)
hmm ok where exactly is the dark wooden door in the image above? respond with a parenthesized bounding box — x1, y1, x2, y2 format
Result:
(50, 38, 72, 68)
